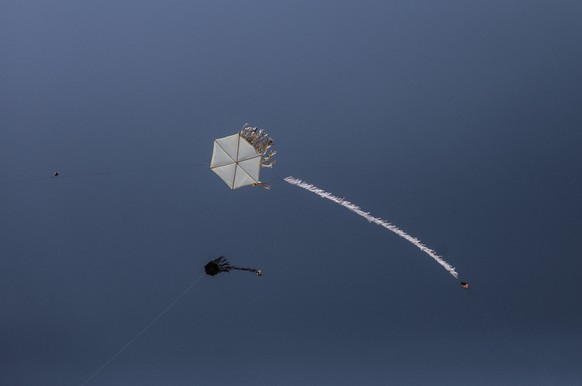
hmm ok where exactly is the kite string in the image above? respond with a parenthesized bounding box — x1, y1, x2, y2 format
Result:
(61, 163, 203, 179)
(0, 163, 206, 186)
(81, 274, 204, 386)
(284, 176, 458, 279)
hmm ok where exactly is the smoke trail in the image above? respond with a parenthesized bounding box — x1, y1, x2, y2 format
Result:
(284, 176, 458, 279)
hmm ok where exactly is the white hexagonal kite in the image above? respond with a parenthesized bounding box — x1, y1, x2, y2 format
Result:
(210, 125, 276, 189)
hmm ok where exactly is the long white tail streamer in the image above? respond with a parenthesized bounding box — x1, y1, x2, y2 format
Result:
(284, 176, 458, 279)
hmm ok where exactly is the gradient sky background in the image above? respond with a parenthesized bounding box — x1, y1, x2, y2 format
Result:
(2, 1, 582, 385)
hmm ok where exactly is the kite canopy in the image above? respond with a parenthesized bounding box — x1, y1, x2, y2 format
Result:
(204, 258, 227, 276)
(210, 125, 276, 189)
(210, 134, 261, 189)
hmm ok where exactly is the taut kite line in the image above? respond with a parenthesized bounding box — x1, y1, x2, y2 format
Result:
(284, 176, 458, 279)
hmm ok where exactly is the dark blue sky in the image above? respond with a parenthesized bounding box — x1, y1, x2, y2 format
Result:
(2, 1, 581, 385)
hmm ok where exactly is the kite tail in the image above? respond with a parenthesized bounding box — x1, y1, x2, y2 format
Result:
(284, 176, 458, 279)
(231, 266, 263, 276)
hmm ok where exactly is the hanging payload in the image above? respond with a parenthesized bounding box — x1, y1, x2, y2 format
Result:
(461, 282, 469, 289)
(204, 256, 263, 277)
(210, 124, 276, 190)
